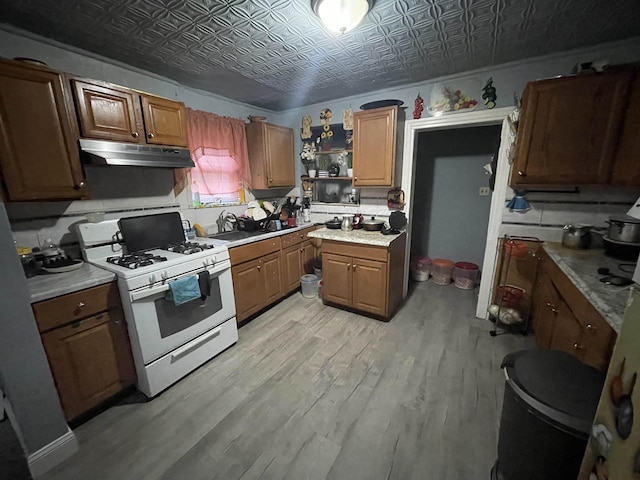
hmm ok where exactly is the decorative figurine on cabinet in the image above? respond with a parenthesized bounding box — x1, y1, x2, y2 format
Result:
(413, 93, 424, 119)
(482, 78, 497, 109)
(301, 114, 313, 139)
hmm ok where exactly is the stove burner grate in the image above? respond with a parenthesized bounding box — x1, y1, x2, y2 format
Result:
(107, 252, 168, 269)
(165, 241, 214, 255)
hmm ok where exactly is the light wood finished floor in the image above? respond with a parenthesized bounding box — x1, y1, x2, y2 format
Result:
(43, 281, 532, 480)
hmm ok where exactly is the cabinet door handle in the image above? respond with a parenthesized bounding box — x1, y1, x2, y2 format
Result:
(78, 301, 86, 308)
(300, 248, 304, 252)
(147, 132, 155, 139)
(73, 181, 86, 190)
(518, 171, 527, 177)
(269, 178, 273, 183)
(573, 343, 584, 350)
(354, 176, 358, 181)
(113, 317, 120, 325)
(132, 132, 139, 138)
(585, 323, 596, 331)
(546, 302, 558, 313)
(346, 264, 351, 270)
(352, 264, 357, 270)
(257, 265, 261, 271)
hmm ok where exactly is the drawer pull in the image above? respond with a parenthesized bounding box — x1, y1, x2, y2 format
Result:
(147, 132, 155, 139)
(518, 170, 527, 177)
(113, 317, 120, 325)
(585, 323, 596, 331)
(78, 301, 86, 308)
(573, 343, 584, 350)
(546, 302, 558, 313)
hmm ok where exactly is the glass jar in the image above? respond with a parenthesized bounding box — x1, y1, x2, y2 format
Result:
(17, 247, 38, 278)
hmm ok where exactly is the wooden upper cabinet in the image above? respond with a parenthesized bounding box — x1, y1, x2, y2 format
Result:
(611, 73, 640, 186)
(71, 78, 189, 148)
(511, 72, 632, 187)
(0, 59, 87, 200)
(353, 106, 397, 186)
(72, 79, 144, 143)
(140, 94, 189, 147)
(246, 122, 295, 188)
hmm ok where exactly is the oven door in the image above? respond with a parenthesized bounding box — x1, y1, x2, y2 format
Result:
(128, 263, 235, 365)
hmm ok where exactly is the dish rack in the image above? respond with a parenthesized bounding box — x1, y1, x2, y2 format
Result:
(489, 235, 543, 337)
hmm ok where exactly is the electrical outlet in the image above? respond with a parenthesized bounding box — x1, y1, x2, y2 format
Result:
(479, 187, 490, 196)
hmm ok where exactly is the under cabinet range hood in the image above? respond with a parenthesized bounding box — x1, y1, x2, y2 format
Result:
(79, 139, 194, 168)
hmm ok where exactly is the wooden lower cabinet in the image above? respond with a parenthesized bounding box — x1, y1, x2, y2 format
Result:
(282, 245, 302, 292)
(531, 250, 617, 371)
(33, 283, 135, 420)
(321, 234, 405, 320)
(230, 258, 264, 321)
(262, 252, 283, 304)
(230, 237, 283, 323)
(323, 253, 352, 307)
(229, 226, 321, 324)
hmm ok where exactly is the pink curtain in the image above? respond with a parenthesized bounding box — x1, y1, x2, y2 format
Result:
(174, 108, 250, 196)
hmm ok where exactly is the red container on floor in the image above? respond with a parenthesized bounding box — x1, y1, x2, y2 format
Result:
(453, 262, 479, 289)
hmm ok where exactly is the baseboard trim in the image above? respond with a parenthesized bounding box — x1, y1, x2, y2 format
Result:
(27, 428, 78, 478)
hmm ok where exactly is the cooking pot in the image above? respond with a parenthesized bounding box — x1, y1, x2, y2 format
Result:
(603, 236, 640, 261)
(325, 217, 341, 229)
(606, 215, 640, 243)
(362, 216, 385, 231)
(562, 225, 591, 249)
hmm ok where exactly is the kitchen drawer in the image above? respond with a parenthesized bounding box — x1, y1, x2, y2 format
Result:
(229, 237, 282, 265)
(322, 240, 388, 263)
(280, 231, 302, 249)
(33, 282, 120, 333)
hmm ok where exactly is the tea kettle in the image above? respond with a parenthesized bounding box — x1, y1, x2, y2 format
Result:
(562, 225, 591, 249)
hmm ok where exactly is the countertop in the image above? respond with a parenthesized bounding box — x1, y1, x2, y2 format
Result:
(26, 263, 117, 304)
(204, 223, 320, 248)
(543, 243, 635, 334)
(308, 227, 404, 247)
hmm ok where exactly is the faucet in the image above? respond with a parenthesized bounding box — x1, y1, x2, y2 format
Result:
(216, 210, 227, 233)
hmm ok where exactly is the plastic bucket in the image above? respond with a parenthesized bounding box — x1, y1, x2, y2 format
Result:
(410, 256, 431, 281)
(453, 262, 479, 289)
(301, 274, 319, 298)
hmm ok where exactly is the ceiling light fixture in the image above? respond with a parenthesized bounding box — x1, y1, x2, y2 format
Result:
(312, 0, 371, 34)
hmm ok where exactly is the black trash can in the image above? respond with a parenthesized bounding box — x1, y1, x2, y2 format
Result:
(491, 349, 605, 480)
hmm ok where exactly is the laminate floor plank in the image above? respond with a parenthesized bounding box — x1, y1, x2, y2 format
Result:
(42, 285, 532, 480)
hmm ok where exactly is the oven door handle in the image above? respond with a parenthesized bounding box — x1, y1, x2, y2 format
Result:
(130, 283, 172, 302)
(170, 326, 222, 362)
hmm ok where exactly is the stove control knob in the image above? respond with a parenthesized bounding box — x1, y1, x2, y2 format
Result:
(148, 273, 157, 284)
(161, 271, 168, 282)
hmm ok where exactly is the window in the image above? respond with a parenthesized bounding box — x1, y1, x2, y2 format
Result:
(174, 108, 250, 206)
(191, 147, 242, 206)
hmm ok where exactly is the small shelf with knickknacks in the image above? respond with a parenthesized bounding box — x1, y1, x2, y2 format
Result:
(302, 176, 352, 181)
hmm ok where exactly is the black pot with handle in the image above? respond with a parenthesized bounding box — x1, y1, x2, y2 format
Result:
(362, 216, 385, 231)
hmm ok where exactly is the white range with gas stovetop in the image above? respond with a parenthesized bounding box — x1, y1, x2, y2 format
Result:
(78, 212, 237, 397)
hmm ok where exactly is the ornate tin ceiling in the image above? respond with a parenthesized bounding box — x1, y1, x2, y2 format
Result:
(2, 0, 640, 111)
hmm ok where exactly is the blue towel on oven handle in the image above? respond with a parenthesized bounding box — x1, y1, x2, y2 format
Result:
(165, 275, 201, 306)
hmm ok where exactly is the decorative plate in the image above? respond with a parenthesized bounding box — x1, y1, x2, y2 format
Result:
(428, 80, 481, 116)
(360, 99, 404, 110)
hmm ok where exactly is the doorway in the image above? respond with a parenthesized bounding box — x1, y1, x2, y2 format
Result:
(399, 107, 515, 318)
(411, 125, 502, 268)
